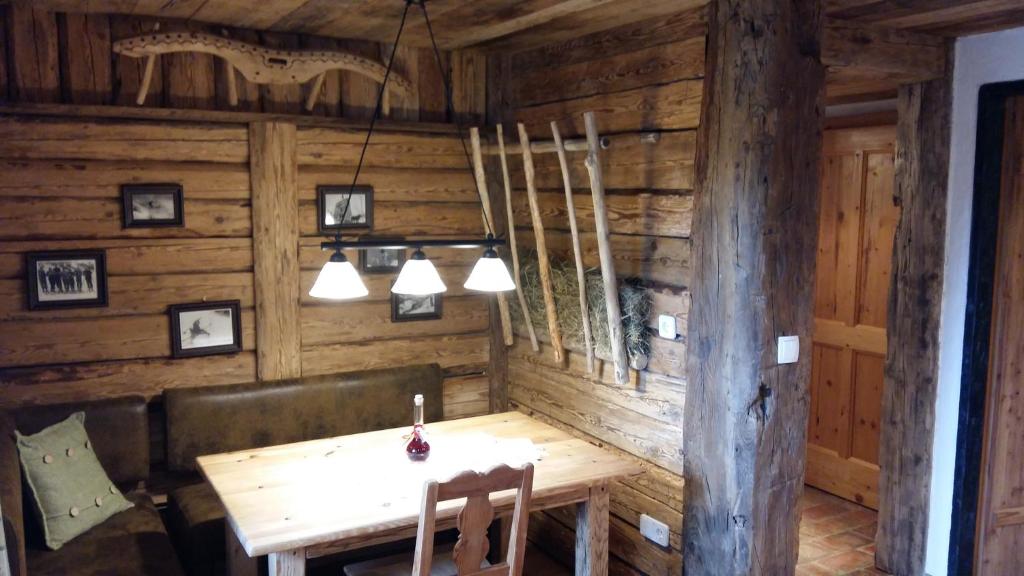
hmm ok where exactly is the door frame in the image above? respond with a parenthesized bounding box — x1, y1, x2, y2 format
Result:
(947, 78, 1024, 575)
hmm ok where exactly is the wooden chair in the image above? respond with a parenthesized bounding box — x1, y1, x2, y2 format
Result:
(344, 463, 535, 576)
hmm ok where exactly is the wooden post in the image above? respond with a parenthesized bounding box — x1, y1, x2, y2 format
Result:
(136, 55, 156, 105)
(582, 113, 627, 385)
(575, 482, 610, 576)
(518, 123, 564, 363)
(553, 121, 595, 373)
(249, 122, 302, 381)
(470, 127, 514, 348)
(304, 72, 325, 111)
(682, 0, 824, 574)
(875, 77, 951, 576)
(497, 124, 540, 352)
(224, 60, 240, 107)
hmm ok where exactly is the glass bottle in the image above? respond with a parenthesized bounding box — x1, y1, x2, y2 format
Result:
(405, 394, 430, 461)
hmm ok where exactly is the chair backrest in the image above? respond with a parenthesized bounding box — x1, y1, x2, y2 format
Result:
(413, 463, 534, 576)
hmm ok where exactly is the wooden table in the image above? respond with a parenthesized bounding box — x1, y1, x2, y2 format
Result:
(198, 411, 642, 576)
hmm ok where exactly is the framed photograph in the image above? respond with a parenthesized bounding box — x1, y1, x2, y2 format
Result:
(360, 241, 405, 274)
(392, 292, 443, 322)
(169, 300, 242, 358)
(317, 185, 373, 233)
(121, 184, 184, 228)
(26, 250, 108, 310)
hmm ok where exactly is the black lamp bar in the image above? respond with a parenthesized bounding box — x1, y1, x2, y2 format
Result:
(321, 237, 506, 251)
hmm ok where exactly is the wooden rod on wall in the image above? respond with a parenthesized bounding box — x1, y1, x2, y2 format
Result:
(497, 124, 540, 352)
(551, 121, 595, 373)
(480, 136, 609, 156)
(518, 122, 564, 363)
(583, 112, 629, 385)
(470, 127, 514, 347)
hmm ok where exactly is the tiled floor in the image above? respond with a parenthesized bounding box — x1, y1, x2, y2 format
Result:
(798, 487, 886, 575)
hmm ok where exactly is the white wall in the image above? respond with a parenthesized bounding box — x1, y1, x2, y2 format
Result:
(926, 26, 1024, 576)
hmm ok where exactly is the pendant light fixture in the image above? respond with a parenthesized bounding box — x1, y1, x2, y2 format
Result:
(310, 0, 515, 300)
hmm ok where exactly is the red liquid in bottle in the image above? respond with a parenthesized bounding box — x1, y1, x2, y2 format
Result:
(406, 394, 430, 461)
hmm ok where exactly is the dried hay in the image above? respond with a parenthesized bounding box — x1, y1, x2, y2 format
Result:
(509, 251, 651, 365)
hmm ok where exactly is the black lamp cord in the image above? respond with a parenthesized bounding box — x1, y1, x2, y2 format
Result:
(335, 0, 495, 249)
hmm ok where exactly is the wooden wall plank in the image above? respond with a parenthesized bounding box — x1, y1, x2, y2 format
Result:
(301, 297, 490, 346)
(0, 352, 258, 407)
(298, 167, 476, 203)
(297, 200, 483, 237)
(443, 373, 490, 420)
(58, 13, 112, 105)
(511, 191, 693, 238)
(296, 128, 467, 169)
(249, 122, 301, 381)
(7, 2, 60, 103)
(161, 21, 217, 109)
(516, 80, 703, 138)
(512, 36, 705, 108)
(110, 16, 163, 106)
(301, 333, 490, 375)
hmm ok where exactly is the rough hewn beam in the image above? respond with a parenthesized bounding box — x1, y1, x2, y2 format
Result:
(823, 18, 947, 101)
(682, 0, 824, 573)
(875, 76, 951, 576)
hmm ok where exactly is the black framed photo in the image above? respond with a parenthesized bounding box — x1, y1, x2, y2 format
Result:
(317, 185, 373, 233)
(392, 292, 442, 322)
(169, 300, 242, 358)
(26, 250, 108, 310)
(121, 184, 184, 228)
(360, 241, 405, 274)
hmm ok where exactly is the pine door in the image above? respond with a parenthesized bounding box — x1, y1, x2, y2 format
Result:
(805, 124, 898, 510)
(975, 96, 1024, 573)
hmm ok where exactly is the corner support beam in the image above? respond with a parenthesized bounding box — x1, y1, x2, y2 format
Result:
(682, 0, 824, 573)
(875, 75, 952, 576)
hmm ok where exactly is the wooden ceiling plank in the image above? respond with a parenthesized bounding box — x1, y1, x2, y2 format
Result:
(826, 0, 968, 24)
(190, 0, 311, 31)
(478, 0, 706, 53)
(874, 0, 1024, 34)
(421, 0, 621, 50)
(823, 18, 946, 85)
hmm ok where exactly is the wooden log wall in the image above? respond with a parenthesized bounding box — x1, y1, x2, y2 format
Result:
(0, 2, 461, 122)
(0, 112, 492, 422)
(486, 6, 706, 574)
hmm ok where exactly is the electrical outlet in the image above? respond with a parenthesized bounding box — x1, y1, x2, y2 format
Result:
(778, 335, 800, 364)
(657, 314, 677, 339)
(640, 514, 670, 547)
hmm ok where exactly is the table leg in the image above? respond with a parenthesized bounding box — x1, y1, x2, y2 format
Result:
(269, 549, 305, 576)
(575, 483, 609, 576)
(226, 523, 257, 576)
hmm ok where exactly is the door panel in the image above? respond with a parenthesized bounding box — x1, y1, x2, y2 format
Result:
(976, 96, 1024, 574)
(805, 124, 897, 510)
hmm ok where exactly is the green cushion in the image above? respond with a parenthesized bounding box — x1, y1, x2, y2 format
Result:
(15, 412, 132, 550)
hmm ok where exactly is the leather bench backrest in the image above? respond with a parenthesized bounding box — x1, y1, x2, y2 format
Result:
(164, 364, 444, 472)
(10, 397, 151, 487)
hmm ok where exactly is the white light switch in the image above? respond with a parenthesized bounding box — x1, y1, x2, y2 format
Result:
(658, 314, 677, 339)
(778, 336, 800, 364)
(640, 514, 670, 547)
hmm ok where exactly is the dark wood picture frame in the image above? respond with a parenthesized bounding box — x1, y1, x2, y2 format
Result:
(26, 250, 108, 310)
(169, 300, 242, 358)
(391, 291, 442, 322)
(121, 183, 184, 228)
(360, 239, 405, 274)
(317, 185, 373, 233)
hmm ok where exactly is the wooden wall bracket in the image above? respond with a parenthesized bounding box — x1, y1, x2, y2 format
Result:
(113, 32, 413, 111)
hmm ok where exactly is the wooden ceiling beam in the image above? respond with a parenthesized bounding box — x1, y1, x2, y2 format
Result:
(823, 18, 947, 103)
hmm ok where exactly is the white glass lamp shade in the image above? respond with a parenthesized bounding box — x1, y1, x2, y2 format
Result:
(464, 249, 515, 292)
(308, 252, 368, 300)
(391, 250, 447, 295)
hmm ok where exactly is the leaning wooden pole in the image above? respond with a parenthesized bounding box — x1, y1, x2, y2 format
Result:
(470, 127, 514, 347)
(552, 121, 595, 373)
(681, 0, 824, 574)
(583, 113, 628, 385)
(497, 124, 539, 352)
(518, 123, 564, 363)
